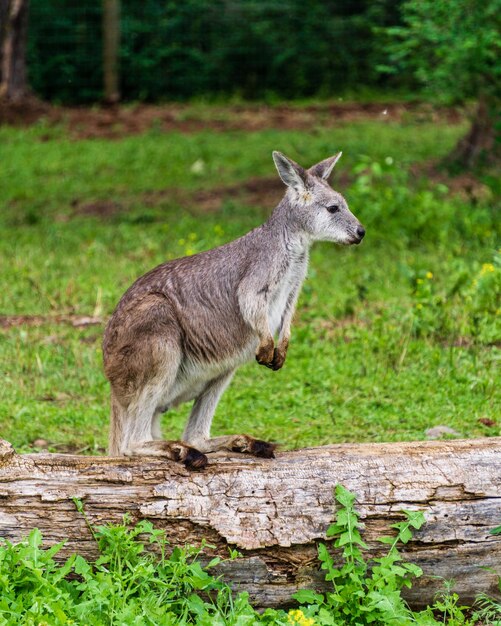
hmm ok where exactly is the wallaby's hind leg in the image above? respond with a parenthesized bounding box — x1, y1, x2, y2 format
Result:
(110, 386, 207, 469)
(106, 324, 208, 469)
(182, 372, 276, 459)
(151, 408, 166, 440)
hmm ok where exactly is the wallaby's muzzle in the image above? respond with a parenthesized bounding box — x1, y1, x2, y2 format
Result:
(354, 225, 366, 243)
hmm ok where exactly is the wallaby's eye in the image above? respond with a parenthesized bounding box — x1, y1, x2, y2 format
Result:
(327, 204, 340, 214)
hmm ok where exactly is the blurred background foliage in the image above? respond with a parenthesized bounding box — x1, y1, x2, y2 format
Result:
(28, 0, 404, 103)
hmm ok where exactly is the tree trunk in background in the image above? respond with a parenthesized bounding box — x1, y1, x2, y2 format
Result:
(449, 97, 500, 168)
(0, 0, 29, 101)
(102, 0, 120, 104)
(0, 437, 500, 609)
(0, 0, 10, 83)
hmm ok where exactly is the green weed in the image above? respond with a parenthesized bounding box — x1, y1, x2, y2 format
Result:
(287, 487, 426, 624)
(472, 591, 501, 626)
(0, 518, 255, 625)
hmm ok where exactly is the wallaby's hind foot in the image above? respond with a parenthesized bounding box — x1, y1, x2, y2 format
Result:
(125, 440, 208, 470)
(182, 447, 209, 470)
(231, 435, 277, 458)
(192, 434, 277, 459)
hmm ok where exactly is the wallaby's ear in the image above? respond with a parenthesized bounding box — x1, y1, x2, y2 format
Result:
(272, 151, 308, 193)
(308, 152, 342, 180)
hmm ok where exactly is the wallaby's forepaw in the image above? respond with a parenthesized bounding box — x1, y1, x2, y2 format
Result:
(271, 347, 286, 370)
(230, 435, 277, 459)
(257, 347, 286, 371)
(256, 339, 287, 371)
(256, 339, 275, 368)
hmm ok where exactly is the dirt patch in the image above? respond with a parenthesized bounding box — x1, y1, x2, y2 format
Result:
(0, 96, 52, 126)
(67, 162, 486, 224)
(72, 172, 354, 220)
(71, 199, 124, 218)
(0, 314, 103, 329)
(144, 176, 286, 213)
(0, 99, 464, 140)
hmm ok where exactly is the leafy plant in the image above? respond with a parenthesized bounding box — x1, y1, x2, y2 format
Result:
(472, 592, 501, 626)
(350, 155, 463, 246)
(407, 249, 501, 344)
(285, 485, 426, 625)
(0, 528, 77, 625)
(0, 518, 257, 625)
(378, 0, 501, 167)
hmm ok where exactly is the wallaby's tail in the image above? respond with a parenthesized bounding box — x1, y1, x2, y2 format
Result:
(108, 393, 127, 456)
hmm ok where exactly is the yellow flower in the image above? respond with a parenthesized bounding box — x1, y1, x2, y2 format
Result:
(287, 608, 316, 626)
(416, 303, 423, 310)
(480, 263, 495, 275)
(426, 271, 433, 279)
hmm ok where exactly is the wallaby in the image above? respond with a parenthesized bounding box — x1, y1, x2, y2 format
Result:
(103, 151, 365, 469)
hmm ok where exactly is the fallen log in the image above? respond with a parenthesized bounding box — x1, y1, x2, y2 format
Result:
(0, 437, 499, 608)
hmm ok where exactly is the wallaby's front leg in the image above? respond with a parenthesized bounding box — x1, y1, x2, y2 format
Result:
(271, 289, 298, 370)
(260, 288, 299, 371)
(242, 301, 288, 371)
(255, 322, 276, 368)
(238, 282, 276, 368)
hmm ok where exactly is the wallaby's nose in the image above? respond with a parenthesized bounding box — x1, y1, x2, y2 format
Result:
(356, 225, 366, 240)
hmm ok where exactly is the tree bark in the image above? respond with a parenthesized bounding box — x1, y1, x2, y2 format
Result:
(0, 437, 499, 609)
(449, 96, 500, 168)
(0, 0, 10, 83)
(102, 0, 120, 104)
(0, 0, 29, 101)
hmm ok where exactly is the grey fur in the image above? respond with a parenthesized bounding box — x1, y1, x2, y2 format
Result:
(103, 151, 365, 468)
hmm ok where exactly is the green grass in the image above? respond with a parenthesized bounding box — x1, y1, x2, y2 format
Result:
(0, 119, 465, 209)
(0, 112, 499, 453)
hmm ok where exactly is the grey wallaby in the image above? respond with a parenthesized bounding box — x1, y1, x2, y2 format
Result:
(103, 151, 365, 469)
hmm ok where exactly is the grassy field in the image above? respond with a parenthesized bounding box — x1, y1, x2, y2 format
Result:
(0, 107, 499, 454)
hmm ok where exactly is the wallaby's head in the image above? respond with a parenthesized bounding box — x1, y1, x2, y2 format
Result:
(272, 151, 365, 245)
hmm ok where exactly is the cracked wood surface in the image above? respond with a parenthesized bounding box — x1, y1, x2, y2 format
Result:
(0, 437, 499, 608)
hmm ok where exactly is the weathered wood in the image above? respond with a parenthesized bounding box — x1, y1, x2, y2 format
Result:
(0, 437, 499, 608)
